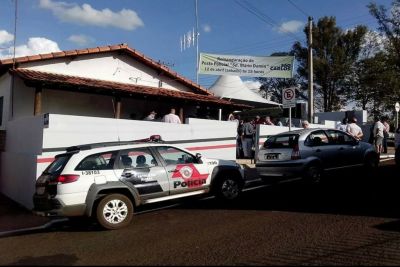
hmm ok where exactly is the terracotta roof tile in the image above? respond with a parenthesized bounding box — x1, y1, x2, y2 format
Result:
(39, 53, 53, 60)
(10, 68, 251, 109)
(64, 50, 78, 56)
(76, 48, 89, 54)
(51, 51, 66, 58)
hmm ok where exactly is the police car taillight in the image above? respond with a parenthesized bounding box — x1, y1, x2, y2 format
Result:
(55, 174, 80, 184)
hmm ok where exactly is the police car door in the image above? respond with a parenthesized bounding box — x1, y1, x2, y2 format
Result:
(153, 146, 210, 195)
(115, 147, 169, 201)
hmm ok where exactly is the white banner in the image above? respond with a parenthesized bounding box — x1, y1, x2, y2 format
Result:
(198, 53, 294, 78)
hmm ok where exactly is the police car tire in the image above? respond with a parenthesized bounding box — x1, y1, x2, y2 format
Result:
(215, 175, 242, 201)
(96, 194, 134, 230)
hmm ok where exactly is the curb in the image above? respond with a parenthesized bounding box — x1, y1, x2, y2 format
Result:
(0, 218, 68, 238)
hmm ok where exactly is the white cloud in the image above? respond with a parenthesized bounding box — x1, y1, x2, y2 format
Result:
(39, 0, 144, 31)
(68, 34, 94, 46)
(202, 24, 211, 33)
(275, 20, 304, 34)
(0, 37, 61, 59)
(0, 30, 14, 45)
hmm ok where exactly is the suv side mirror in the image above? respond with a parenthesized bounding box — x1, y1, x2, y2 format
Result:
(195, 153, 203, 163)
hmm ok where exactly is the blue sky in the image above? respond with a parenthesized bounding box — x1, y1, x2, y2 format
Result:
(0, 0, 393, 89)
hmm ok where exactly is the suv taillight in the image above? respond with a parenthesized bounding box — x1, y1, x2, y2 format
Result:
(291, 144, 301, 160)
(51, 174, 80, 184)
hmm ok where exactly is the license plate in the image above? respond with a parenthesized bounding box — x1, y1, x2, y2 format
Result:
(36, 186, 45, 195)
(264, 153, 278, 160)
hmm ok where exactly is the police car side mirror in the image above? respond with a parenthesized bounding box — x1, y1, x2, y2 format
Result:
(195, 153, 203, 163)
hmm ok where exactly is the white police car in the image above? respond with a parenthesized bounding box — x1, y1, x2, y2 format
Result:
(33, 135, 244, 230)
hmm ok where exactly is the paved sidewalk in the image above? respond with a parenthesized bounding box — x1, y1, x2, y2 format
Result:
(0, 194, 54, 236)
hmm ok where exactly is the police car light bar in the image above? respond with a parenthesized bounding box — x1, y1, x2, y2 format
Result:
(65, 135, 165, 152)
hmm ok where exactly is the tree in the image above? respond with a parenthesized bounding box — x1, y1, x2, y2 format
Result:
(292, 17, 367, 112)
(368, 0, 400, 115)
(368, 0, 400, 70)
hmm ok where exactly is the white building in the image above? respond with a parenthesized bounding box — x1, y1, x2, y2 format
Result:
(0, 44, 249, 208)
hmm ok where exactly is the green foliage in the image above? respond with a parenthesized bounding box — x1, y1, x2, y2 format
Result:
(292, 17, 367, 112)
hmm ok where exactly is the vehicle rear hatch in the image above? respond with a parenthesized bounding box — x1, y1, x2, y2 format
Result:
(258, 134, 300, 162)
(35, 153, 73, 197)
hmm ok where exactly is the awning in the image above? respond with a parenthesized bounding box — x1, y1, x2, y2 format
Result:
(208, 75, 281, 108)
(10, 68, 252, 109)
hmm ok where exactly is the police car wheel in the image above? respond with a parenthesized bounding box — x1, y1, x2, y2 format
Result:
(216, 176, 242, 201)
(96, 194, 133, 230)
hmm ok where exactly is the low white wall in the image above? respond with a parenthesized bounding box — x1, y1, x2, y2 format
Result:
(0, 115, 44, 208)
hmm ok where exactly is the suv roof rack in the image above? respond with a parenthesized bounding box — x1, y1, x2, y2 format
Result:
(65, 135, 165, 152)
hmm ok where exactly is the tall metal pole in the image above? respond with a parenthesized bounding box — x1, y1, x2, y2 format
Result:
(195, 0, 199, 84)
(307, 16, 314, 123)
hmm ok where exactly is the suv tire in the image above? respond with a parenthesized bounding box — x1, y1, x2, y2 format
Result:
(96, 194, 133, 230)
(214, 175, 243, 201)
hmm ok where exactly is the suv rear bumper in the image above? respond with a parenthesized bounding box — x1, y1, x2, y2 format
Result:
(255, 161, 306, 178)
(33, 194, 86, 217)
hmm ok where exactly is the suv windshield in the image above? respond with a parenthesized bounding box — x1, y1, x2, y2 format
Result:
(44, 154, 72, 175)
(264, 134, 299, 149)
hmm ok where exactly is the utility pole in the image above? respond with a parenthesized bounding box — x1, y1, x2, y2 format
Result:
(307, 16, 314, 123)
(195, 0, 200, 84)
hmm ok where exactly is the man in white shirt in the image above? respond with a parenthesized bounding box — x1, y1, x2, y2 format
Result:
(162, 108, 181, 124)
(346, 117, 363, 141)
(373, 117, 385, 153)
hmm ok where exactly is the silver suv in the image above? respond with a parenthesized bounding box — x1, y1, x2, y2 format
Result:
(256, 128, 379, 183)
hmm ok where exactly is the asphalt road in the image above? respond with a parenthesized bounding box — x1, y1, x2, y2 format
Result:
(1, 160, 400, 266)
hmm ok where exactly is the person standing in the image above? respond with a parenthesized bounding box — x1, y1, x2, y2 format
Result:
(301, 120, 310, 129)
(241, 118, 255, 159)
(162, 108, 181, 124)
(264, 116, 274, 125)
(373, 116, 384, 154)
(143, 110, 157, 121)
(336, 117, 348, 132)
(382, 117, 390, 154)
(395, 126, 400, 167)
(346, 117, 363, 141)
(236, 118, 244, 159)
(254, 115, 263, 125)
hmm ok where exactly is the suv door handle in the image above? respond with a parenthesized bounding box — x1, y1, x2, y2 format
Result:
(316, 149, 321, 152)
(338, 147, 344, 151)
(168, 169, 179, 173)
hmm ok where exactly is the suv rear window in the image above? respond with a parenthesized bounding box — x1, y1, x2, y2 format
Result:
(44, 154, 72, 175)
(264, 134, 299, 149)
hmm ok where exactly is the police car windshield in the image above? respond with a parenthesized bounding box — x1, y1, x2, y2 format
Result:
(44, 155, 71, 175)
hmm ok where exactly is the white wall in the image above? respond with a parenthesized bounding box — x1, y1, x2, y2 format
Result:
(0, 116, 44, 208)
(315, 110, 368, 124)
(22, 53, 192, 92)
(0, 75, 11, 130)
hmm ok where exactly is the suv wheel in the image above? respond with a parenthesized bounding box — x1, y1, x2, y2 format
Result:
(303, 164, 322, 184)
(96, 194, 133, 230)
(215, 175, 242, 201)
